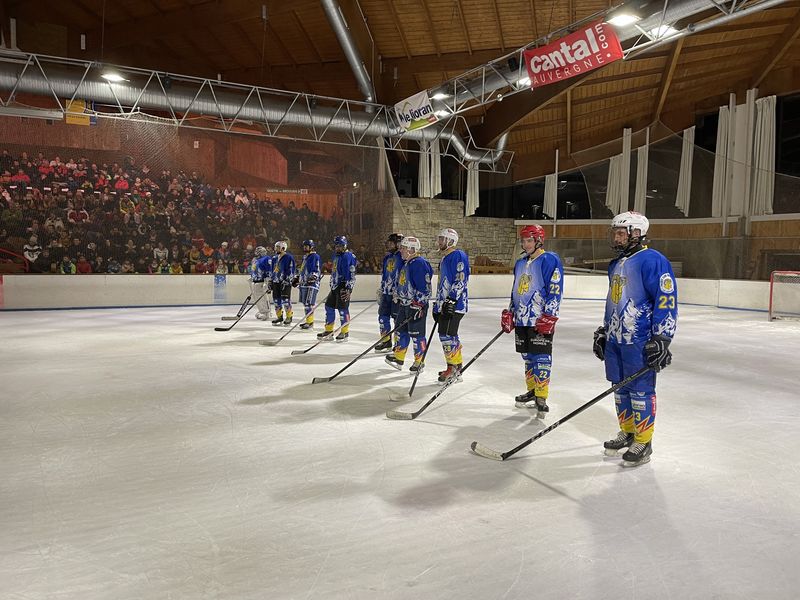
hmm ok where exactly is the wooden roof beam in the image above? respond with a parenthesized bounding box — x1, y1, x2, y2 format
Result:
(492, 0, 505, 51)
(653, 38, 684, 122)
(455, 0, 473, 55)
(419, 0, 442, 56)
(751, 6, 800, 88)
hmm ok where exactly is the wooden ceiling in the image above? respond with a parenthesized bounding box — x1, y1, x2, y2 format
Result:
(5, 0, 800, 180)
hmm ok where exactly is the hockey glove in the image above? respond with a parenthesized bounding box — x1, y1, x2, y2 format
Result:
(501, 309, 515, 333)
(307, 274, 318, 284)
(645, 335, 672, 372)
(411, 300, 425, 319)
(592, 326, 606, 361)
(534, 314, 558, 335)
(441, 298, 457, 318)
(339, 286, 352, 304)
(291, 276, 300, 288)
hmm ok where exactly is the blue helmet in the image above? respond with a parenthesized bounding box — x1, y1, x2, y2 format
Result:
(333, 235, 348, 248)
(302, 239, 316, 249)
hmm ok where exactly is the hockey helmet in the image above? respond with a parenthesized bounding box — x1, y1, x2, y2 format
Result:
(302, 239, 316, 250)
(611, 211, 649, 237)
(274, 240, 288, 252)
(519, 224, 545, 242)
(254, 245, 267, 257)
(400, 236, 421, 254)
(333, 235, 348, 248)
(437, 227, 459, 248)
(387, 233, 404, 244)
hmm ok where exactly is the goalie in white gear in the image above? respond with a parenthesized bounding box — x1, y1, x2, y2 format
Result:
(250, 246, 272, 320)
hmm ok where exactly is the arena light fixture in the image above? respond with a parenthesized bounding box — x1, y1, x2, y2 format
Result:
(435, 110, 450, 117)
(649, 24, 678, 38)
(100, 70, 127, 83)
(431, 92, 449, 100)
(607, 13, 640, 26)
(0, 106, 63, 120)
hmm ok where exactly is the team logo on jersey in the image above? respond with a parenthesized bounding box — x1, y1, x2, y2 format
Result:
(387, 258, 396, 272)
(610, 274, 626, 304)
(517, 273, 531, 295)
(659, 273, 674, 294)
(551, 269, 561, 284)
(456, 261, 464, 272)
(399, 270, 407, 286)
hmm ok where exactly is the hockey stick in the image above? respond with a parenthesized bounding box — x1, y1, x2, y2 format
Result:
(290, 301, 375, 356)
(406, 320, 438, 398)
(259, 280, 326, 346)
(221, 293, 253, 320)
(311, 312, 417, 384)
(387, 330, 505, 420)
(470, 366, 652, 461)
(214, 288, 271, 331)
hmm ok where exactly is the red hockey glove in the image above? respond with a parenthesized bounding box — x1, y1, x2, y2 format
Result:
(501, 309, 515, 333)
(535, 314, 558, 335)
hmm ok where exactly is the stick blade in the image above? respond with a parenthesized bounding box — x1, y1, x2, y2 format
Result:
(470, 441, 506, 461)
(311, 376, 332, 384)
(259, 340, 279, 346)
(214, 326, 232, 332)
(291, 349, 310, 355)
(221, 316, 239, 321)
(385, 409, 415, 420)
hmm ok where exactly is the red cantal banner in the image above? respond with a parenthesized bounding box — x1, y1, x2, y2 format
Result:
(523, 20, 623, 88)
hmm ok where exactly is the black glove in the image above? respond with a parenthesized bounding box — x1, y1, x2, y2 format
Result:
(441, 298, 456, 318)
(291, 276, 300, 288)
(266, 280, 273, 292)
(593, 326, 606, 361)
(645, 335, 672, 372)
(307, 274, 318, 284)
(339, 286, 351, 303)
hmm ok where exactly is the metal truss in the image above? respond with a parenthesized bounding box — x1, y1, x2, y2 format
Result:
(0, 50, 513, 174)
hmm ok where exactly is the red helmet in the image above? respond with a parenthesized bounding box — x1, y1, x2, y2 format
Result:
(519, 225, 545, 242)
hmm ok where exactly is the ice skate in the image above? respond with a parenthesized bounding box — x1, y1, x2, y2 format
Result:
(271, 316, 284, 326)
(374, 339, 392, 353)
(437, 364, 462, 383)
(255, 312, 268, 321)
(283, 317, 292, 327)
(299, 322, 313, 330)
(514, 390, 537, 408)
(622, 441, 652, 467)
(409, 360, 424, 375)
(317, 330, 334, 341)
(384, 355, 403, 370)
(603, 431, 635, 456)
(335, 332, 349, 343)
(533, 397, 549, 420)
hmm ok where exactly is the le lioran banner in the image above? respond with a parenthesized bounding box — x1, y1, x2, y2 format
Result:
(394, 90, 438, 131)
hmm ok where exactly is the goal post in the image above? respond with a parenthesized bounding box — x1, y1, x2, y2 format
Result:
(769, 271, 800, 321)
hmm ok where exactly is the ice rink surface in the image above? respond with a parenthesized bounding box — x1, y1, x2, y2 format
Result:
(2, 298, 799, 600)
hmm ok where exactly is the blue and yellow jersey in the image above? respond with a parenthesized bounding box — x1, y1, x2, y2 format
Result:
(299, 252, 321, 287)
(331, 250, 357, 290)
(435, 248, 470, 313)
(272, 253, 296, 284)
(251, 255, 272, 282)
(604, 247, 677, 345)
(396, 255, 433, 306)
(380, 251, 404, 294)
(510, 250, 563, 326)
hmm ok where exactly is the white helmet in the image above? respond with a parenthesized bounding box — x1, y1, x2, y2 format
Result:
(611, 211, 649, 237)
(438, 227, 459, 248)
(254, 246, 267, 257)
(274, 240, 288, 252)
(400, 236, 421, 253)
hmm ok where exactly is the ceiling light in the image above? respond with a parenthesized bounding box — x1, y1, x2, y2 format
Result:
(607, 13, 640, 26)
(101, 71, 127, 83)
(435, 110, 450, 117)
(649, 25, 677, 38)
(517, 76, 531, 87)
(431, 92, 449, 100)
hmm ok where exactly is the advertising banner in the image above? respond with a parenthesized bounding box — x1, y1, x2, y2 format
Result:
(394, 91, 438, 131)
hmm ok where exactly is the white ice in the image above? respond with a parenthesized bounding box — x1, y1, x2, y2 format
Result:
(2, 298, 799, 600)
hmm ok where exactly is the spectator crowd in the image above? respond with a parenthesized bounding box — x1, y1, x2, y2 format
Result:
(0, 148, 339, 274)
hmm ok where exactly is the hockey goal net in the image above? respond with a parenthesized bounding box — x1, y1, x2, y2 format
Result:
(769, 271, 800, 320)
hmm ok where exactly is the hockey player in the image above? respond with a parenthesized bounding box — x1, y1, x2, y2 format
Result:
(318, 235, 357, 342)
(374, 233, 404, 353)
(385, 236, 433, 374)
(500, 225, 564, 419)
(293, 239, 321, 330)
(250, 246, 272, 320)
(593, 211, 677, 467)
(432, 228, 470, 383)
(271, 241, 296, 326)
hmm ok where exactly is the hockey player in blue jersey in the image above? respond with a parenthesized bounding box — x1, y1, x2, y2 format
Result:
(385, 236, 433, 374)
(374, 233, 404, 353)
(501, 225, 564, 419)
(293, 239, 321, 330)
(593, 211, 677, 467)
(432, 227, 470, 383)
(318, 235, 357, 342)
(250, 246, 272, 321)
(271, 241, 296, 326)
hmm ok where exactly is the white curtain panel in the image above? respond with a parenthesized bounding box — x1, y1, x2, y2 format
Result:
(544, 173, 557, 219)
(417, 140, 431, 198)
(750, 95, 776, 216)
(711, 105, 729, 218)
(675, 126, 695, 216)
(619, 127, 632, 213)
(633, 138, 649, 214)
(430, 138, 442, 197)
(465, 162, 480, 216)
(605, 154, 623, 215)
